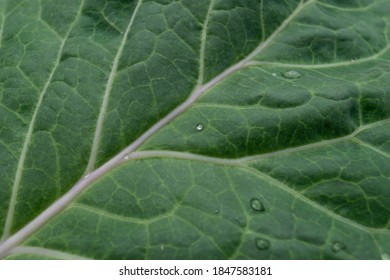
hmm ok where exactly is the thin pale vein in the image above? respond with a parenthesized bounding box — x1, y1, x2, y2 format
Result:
(85, 0, 143, 173)
(244, 166, 390, 235)
(353, 139, 390, 160)
(237, 118, 390, 162)
(197, 0, 214, 87)
(73, 202, 176, 225)
(260, 0, 265, 42)
(246, 45, 390, 69)
(0, 1, 5, 48)
(1, 0, 85, 241)
(129, 150, 242, 166)
(10, 246, 90, 260)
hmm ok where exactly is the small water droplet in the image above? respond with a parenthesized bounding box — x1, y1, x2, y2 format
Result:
(332, 241, 346, 253)
(255, 238, 270, 250)
(271, 72, 277, 77)
(123, 154, 129, 160)
(196, 123, 204, 131)
(83, 174, 90, 179)
(281, 70, 302, 79)
(214, 209, 220, 214)
(250, 198, 265, 212)
(381, 253, 389, 260)
(160, 245, 164, 251)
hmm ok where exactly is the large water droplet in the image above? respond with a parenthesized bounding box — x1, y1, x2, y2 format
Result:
(381, 253, 389, 260)
(250, 198, 265, 212)
(332, 241, 346, 253)
(281, 70, 302, 79)
(196, 123, 204, 131)
(255, 238, 270, 250)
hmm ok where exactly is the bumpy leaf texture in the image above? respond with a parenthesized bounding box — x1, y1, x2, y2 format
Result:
(0, 0, 390, 260)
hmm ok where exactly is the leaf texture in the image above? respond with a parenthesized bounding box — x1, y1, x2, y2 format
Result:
(0, 0, 390, 260)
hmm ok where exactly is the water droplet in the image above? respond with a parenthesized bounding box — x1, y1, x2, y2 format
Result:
(83, 174, 90, 179)
(214, 209, 220, 214)
(255, 238, 270, 250)
(332, 241, 346, 253)
(196, 123, 204, 131)
(123, 154, 129, 160)
(160, 245, 164, 251)
(381, 253, 389, 260)
(271, 72, 277, 77)
(250, 198, 265, 212)
(281, 70, 302, 79)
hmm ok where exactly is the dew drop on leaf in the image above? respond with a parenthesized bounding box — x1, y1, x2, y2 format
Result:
(214, 209, 220, 214)
(196, 123, 204, 131)
(255, 238, 270, 250)
(250, 198, 265, 212)
(281, 70, 302, 79)
(332, 241, 346, 253)
(271, 72, 277, 77)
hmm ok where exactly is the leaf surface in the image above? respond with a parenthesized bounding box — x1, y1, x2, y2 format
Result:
(0, 0, 390, 259)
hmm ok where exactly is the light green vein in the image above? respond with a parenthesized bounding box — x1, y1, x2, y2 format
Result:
(0, 1, 5, 48)
(197, 0, 214, 87)
(1, 0, 85, 241)
(260, 0, 265, 42)
(85, 0, 143, 173)
(353, 138, 390, 160)
(10, 246, 90, 260)
(126, 150, 390, 236)
(246, 45, 390, 69)
(72, 202, 177, 225)
(237, 118, 390, 162)
(100, 11, 122, 33)
(316, 1, 377, 12)
(243, 166, 389, 235)
(129, 150, 243, 166)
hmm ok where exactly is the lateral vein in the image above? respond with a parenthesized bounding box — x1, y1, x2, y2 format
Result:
(1, 0, 85, 241)
(10, 246, 90, 260)
(0, 1, 6, 48)
(85, 0, 143, 173)
(197, 0, 214, 87)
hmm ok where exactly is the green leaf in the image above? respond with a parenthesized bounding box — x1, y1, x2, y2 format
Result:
(0, 0, 390, 260)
